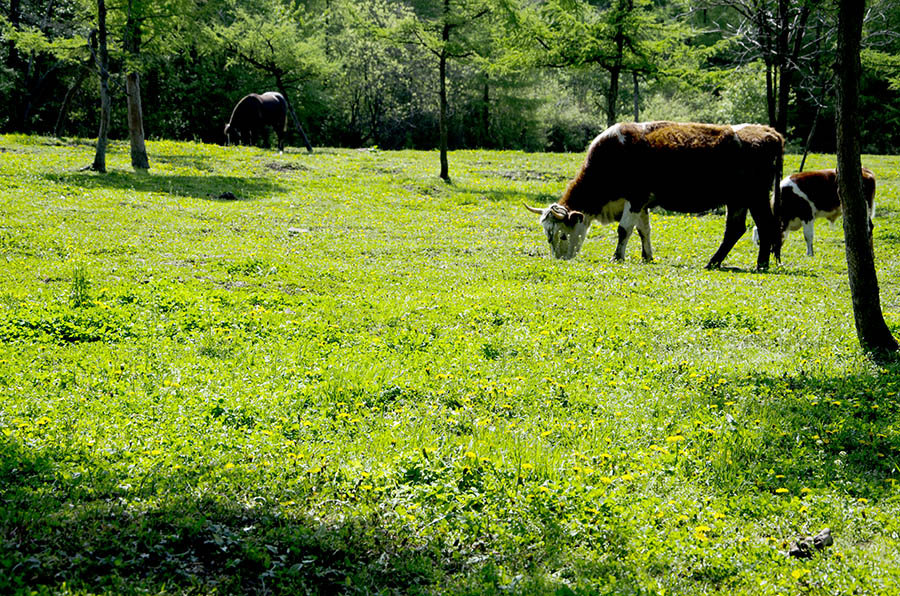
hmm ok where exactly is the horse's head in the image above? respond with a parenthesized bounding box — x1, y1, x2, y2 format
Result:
(224, 123, 238, 146)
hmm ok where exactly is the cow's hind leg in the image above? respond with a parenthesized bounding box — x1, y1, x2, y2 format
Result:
(635, 208, 653, 262)
(802, 220, 815, 256)
(707, 206, 748, 269)
(748, 200, 777, 269)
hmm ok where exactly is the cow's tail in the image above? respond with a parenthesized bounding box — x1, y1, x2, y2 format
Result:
(772, 148, 784, 264)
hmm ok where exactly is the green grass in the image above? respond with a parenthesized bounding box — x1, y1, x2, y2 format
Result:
(2, 134, 900, 595)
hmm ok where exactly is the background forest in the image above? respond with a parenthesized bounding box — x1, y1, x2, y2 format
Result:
(2, 0, 900, 156)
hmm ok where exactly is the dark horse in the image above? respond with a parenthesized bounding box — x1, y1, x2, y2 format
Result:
(224, 92, 288, 151)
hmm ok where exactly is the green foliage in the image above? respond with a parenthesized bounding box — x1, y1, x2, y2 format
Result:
(3, 135, 900, 593)
(69, 262, 91, 308)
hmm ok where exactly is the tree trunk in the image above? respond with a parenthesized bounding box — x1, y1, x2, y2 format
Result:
(125, 72, 149, 170)
(605, 17, 627, 128)
(765, 63, 777, 129)
(632, 72, 639, 121)
(606, 66, 620, 127)
(90, 0, 111, 173)
(275, 77, 313, 153)
(124, 1, 149, 170)
(438, 0, 450, 182)
(6, 0, 21, 70)
(798, 105, 820, 173)
(482, 79, 490, 148)
(4, 0, 22, 131)
(835, 0, 898, 354)
(55, 65, 89, 137)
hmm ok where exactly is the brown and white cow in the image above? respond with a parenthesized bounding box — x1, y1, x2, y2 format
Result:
(525, 121, 784, 269)
(752, 168, 876, 257)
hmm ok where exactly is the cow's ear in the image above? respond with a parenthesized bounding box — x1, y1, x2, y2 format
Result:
(568, 211, 585, 225)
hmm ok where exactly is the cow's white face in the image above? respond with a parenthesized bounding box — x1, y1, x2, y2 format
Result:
(527, 203, 591, 260)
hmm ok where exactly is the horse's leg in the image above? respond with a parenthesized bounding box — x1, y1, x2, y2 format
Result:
(707, 205, 748, 269)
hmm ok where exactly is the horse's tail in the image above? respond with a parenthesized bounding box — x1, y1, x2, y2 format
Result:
(277, 93, 288, 132)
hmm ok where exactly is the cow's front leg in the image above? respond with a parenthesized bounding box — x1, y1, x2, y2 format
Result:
(635, 208, 653, 261)
(615, 201, 639, 261)
(802, 220, 815, 256)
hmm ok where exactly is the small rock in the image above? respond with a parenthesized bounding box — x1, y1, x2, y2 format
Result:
(813, 528, 833, 549)
(788, 528, 833, 558)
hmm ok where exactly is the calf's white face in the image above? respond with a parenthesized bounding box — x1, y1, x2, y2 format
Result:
(526, 203, 591, 260)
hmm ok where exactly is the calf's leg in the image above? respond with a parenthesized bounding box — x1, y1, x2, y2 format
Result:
(802, 220, 815, 256)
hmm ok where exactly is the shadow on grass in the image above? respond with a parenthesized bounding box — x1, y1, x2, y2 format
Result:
(0, 438, 448, 594)
(449, 185, 557, 206)
(696, 361, 900, 500)
(44, 171, 288, 201)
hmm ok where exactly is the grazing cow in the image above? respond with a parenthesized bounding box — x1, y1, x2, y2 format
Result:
(224, 92, 288, 151)
(752, 168, 876, 257)
(525, 121, 784, 269)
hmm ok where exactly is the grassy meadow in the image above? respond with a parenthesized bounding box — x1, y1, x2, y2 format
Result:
(2, 134, 900, 595)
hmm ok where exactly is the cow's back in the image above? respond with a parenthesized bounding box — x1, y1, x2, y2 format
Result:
(640, 122, 781, 212)
(562, 121, 782, 215)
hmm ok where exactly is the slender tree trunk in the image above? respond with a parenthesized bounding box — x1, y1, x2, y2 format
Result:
(274, 76, 313, 153)
(6, 0, 21, 72)
(482, 79, 490, 148)
(5, 0, 22, 131)
(55, 65, 89, 137)
(632, 72, 639, 121)
(90, 0, 111, 173)
(765, 63, 777, 128)
(835, 0, 898, 354)
(798, 105, 820, 173)
(438, 19, 450, 182)
(125, 72, 149, 169)
(606, 66, 620, 127)
(124, 1, 149, 170)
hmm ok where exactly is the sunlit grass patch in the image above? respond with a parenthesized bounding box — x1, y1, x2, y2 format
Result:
(1, 137, 900, 594)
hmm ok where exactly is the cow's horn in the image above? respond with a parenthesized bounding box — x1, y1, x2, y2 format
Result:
(549, 204, 568, 220)
(523, 203, 545, 215)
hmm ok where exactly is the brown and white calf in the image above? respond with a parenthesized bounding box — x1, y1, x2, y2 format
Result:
(752, 167, 876, 257)
(525, 121, 784, 269)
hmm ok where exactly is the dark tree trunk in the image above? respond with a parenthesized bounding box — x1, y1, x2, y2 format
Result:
(55, 65, 89, 137)
(438, 3, 450, 182)
(632, 72, 639, 121)
(606, 65, 620, 127)
(482, 79, 490, 148)
(124, 1, 149, 170)
(798, 105, 820, 173)
(6, 0, 21, 69)
(125, 72, 149, 170)
(274, 76, 313, 153)
(835, 0, 898, 354)
(4, 0, 23, 131)
(90, 0, 111, 173)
